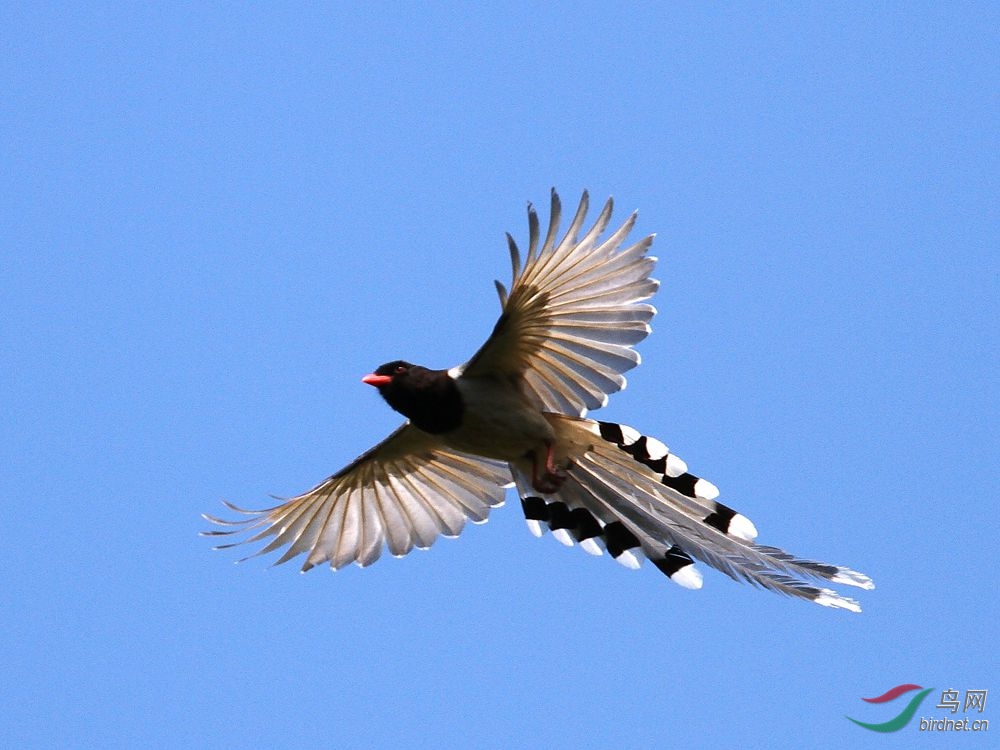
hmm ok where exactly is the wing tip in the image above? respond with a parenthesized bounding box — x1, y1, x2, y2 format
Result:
(494, 278, 508, 306)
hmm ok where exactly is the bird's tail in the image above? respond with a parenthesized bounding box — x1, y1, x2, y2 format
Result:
(511, 415, 873, 611)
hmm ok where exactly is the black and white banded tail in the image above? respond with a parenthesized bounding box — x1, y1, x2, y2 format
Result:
(513, 415, 874, 611)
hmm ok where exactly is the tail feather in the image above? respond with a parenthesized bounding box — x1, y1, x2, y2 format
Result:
(514, 415, 873, 611)
(595, 420, 758, 542)
(515, 471, 703, 589)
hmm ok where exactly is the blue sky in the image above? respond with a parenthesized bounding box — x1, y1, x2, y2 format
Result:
(3, 3, 997, 748)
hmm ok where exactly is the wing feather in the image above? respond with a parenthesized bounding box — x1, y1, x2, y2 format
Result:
(460, 189, 657, 416)
(204, 424, 509, 570)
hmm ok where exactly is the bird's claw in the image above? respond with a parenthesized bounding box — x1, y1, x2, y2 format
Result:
(532, 468, 567, 494)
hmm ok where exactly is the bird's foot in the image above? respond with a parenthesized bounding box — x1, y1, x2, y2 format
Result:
(532, 469, 567, 494)
(531, 442, 567, 494)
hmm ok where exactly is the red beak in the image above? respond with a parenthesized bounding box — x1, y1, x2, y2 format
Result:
(362, 373, 392, 387)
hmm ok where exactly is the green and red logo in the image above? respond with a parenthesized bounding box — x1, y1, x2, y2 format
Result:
(847, 684, 934, 732)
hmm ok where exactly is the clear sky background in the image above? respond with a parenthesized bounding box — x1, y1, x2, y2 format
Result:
(3, 3, 997, 748)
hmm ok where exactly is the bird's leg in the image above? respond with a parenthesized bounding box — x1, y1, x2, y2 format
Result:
(531, 441, 567, 494)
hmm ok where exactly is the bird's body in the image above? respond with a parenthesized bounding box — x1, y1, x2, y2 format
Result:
(444, 371, 557, 461)
(205, 190, 873, 611)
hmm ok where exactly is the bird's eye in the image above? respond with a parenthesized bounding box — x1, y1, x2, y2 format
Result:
(395, 365, 407, 374)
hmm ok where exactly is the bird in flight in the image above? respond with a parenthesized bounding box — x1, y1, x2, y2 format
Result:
(204, 190, 873, 611)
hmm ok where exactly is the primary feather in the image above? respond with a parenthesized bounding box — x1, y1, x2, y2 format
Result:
(458, 189, 657, 416)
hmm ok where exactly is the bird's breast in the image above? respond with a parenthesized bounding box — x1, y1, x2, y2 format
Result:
(441, 376, 555, 461)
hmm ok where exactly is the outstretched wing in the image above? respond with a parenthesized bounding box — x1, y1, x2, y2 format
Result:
(203, 424, 511, 570)
(457, 189, 657, 417)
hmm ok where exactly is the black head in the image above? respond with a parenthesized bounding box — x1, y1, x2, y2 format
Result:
(362, 360, 415, 385)
(361, 360, 463, 434)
